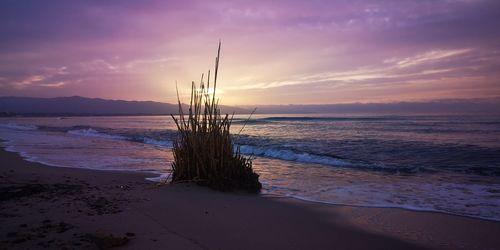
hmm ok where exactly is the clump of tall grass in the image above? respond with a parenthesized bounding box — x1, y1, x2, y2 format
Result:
(170, 42, 261, 193)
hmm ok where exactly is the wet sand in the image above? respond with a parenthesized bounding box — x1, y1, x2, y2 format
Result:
(1, 148, 499, 249)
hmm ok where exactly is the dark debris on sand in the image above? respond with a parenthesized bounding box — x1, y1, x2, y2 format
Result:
(0, 182, 126, 216)
(0, 179, 135, 249)
(84, 233, 131, 249)
(0, 220, 94, 249)
(0, 183, 83, 202)
(85, 196, 122, 215)
(1, 219, 134, 249)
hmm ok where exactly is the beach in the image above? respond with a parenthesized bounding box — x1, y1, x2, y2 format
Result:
(1, 148, 499, 250)
(2, 0, 500, 248)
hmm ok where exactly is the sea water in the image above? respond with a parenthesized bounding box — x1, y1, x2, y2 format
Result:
(1, 114, 499, 221)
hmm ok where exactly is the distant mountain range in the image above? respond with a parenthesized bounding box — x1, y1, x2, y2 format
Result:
(1, 96, 499, 116)
(0, 96, 248, 116)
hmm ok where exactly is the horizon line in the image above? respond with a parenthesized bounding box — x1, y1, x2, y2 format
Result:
(2, 95, 500, 106)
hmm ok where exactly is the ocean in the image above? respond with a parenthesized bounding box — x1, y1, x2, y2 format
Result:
(1, 114, 499, 221)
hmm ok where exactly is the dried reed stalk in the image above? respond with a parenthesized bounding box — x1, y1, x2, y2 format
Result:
(170, 42, 261, 192)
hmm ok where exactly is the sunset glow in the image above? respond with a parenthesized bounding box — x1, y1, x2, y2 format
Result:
(1, 0, 499, 104)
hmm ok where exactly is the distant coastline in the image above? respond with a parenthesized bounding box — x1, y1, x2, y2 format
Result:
(0, 112, 176, 117)
(1, 96, 500, 116)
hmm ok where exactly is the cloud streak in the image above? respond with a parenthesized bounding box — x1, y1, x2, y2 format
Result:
(231, 48, 477, 90)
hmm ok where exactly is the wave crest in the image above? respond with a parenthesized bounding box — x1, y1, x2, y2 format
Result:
(0, 123, 38, 131)
(68, 128, 126, 140)
(238, 145, 353, 167)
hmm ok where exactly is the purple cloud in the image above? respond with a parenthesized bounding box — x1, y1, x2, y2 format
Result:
(0, 0, 499, 104)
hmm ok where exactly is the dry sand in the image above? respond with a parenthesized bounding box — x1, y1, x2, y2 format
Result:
(1, 148, 499, 250)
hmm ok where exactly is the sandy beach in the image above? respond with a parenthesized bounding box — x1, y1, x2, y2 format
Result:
(1, 148, 499, 250)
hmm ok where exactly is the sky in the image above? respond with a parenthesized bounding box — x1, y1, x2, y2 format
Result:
(0, 0, 499, 105)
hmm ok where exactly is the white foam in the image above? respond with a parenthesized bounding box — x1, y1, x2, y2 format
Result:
(258, 173, 500, 222)
(0, 122, 38, 130)
(145, 173, 171, 182)
(68, 128, 126, 140)
(285, 194, 500, 222)
(143, 138, 173, 148)
(238, 145, 352, 166)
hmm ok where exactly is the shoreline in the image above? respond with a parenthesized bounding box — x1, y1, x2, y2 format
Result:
(283, 193, 500, 223)
(1, 148, 500, 249)
(5, 140, 499, 224)
(1, 143, 163, 179)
